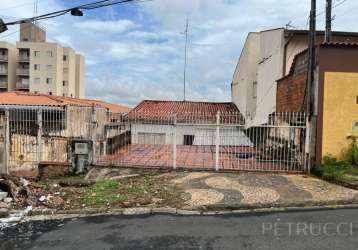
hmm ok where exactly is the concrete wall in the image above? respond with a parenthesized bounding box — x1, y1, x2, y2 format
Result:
(232, 33, 260, 118)
(321, 72, 358, 159)
(75, 54, 85, 98)
(131, 123, 252, 146)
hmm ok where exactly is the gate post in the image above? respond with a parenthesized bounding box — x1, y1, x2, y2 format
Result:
(173, 114, 177, 170)
(5, 109, 10, 174)
(37, 109, 43, 163)
(215, 112, 220, 171)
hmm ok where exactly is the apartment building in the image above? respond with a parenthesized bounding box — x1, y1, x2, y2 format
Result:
(0, 42, 17, 92)
(0, 22, 85, 98)
(232, 28, 358, 125)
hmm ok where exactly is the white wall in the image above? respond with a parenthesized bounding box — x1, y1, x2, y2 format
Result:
(232, 32, 260, 118)
(131, 123, 253, 146)
(254, 29, 285, 125)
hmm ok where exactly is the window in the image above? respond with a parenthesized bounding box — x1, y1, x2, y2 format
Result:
(34, 78, 40, 84)
(47, 50, 53, 57)
(48, 92, 52, 95)
(353, 121, 358, 132)
(184, 135, 195, 145)
(46, 78, 52, 84)
(62, 81, 66, 86)
(34, 64, 40, 70)
(63, 55, 67, 61)
(356, 96, 358, 104)
(253, 81, 258, 99)
(34, 51, 40, 57)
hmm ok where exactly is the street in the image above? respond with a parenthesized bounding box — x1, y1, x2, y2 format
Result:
(1, 208, 358, 250)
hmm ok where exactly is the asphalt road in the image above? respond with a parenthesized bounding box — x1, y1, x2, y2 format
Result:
(1, 208, 358, 250)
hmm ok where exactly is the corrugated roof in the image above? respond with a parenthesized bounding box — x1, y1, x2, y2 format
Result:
(129, 100, 242, 123)
(0, 91, 130, 113)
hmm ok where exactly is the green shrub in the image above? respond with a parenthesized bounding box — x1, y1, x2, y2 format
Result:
(343, 138, 358, 167)
(319, 156, 348, 181)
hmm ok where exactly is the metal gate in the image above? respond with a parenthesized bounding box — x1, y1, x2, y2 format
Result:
(0, 111, 7, 174)
(97, 112, 309, 173)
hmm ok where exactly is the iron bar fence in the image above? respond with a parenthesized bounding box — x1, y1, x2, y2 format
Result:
(0, 105, 309, 175)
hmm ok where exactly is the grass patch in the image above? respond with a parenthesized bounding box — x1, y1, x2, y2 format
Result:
(314, 156, 358, 186)
(82, 180, 127, 206)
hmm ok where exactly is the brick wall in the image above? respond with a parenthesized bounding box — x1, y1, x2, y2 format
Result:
(276, 72, 307, 113)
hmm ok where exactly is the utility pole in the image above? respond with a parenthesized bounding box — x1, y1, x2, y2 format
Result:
(183, 18, 189, 101)
(306, 0, 317, 172)
(325, 0, 332, 43)
(307, 0, 316, 117)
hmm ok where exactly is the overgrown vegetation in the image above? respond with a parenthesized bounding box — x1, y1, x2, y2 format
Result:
(82, 180, 127, 206)
(314, 139, 358, 186)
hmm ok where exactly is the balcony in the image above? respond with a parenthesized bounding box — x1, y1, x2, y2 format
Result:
(0, 68, 7, 75)
(16, 80, 29, 89)
(0, 81, 7, 88)
(16, 68, 29, 75)
(18, 55, 30, 62)
(0, 54, 8, 61)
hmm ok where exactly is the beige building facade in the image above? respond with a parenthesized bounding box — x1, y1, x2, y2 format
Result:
(232, 28, 358, 125)
(0, 42, 18, 92)
(0, 23, 85, 98)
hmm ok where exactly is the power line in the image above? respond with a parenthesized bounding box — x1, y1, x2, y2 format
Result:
(2, 0, 149, 26)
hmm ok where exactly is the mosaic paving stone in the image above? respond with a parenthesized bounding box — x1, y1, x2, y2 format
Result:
(205, 177, 280, 204)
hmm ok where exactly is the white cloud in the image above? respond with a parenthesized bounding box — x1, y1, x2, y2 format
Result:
(75, 19, 137, 33)
(1, 0, 357, 108)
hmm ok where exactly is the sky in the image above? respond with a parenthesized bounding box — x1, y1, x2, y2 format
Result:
(0, 0, 357, 107)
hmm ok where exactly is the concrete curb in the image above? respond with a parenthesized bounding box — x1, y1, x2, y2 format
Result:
(22, 202, 358, 221)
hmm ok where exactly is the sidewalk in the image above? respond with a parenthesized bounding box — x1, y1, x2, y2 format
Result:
(168, 172, 358, 210)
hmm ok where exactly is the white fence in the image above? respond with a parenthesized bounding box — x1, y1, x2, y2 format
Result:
(97, 111, 309, 173)
(0, 106, 309, 175)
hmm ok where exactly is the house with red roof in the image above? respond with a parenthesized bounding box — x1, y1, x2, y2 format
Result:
(128, 100, 252, 147)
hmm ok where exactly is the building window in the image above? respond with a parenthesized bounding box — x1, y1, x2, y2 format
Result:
(356, 96, 358, 104)
(34, 64, 40, 70)
(353, 121, 358, 132)
(47, 51, 53, 57)
(49, 92, 52, 95)
(63, 55, 67, 61)
(34, 51, 40, 57)
(253, 81, 257, 99)
(46, 78, 52, 84)
(34, 78, 40, 84)
(184, 135, 195, 145)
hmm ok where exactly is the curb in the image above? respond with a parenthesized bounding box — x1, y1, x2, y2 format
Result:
(22, 202, 358, 221)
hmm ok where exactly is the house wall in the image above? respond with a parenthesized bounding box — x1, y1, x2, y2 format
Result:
(232, 32, 260, 117)
(131, 123, 252, 146)
(321, 72, 358, 159)
(276, 52, 308, 113)
(254, 29, 285, 125)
